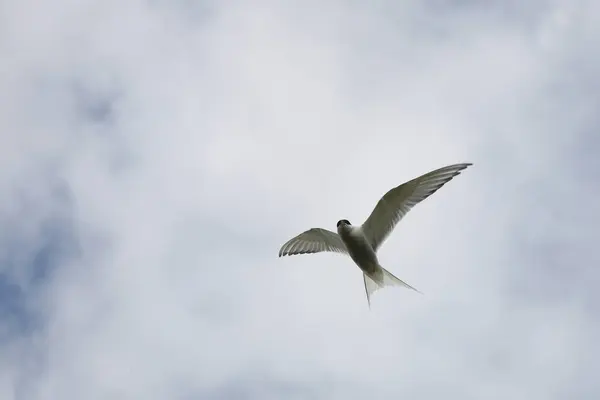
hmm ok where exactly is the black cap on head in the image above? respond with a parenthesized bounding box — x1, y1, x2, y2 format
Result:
(336, 219, 351, 227)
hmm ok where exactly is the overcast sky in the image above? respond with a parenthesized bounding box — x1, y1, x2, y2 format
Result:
(1, 0, 599, 399)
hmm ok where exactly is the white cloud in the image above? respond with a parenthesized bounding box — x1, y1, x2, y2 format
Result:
(1, 0, 599, 399)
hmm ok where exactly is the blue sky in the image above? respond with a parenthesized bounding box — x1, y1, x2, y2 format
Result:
(1, 0, 599, 399)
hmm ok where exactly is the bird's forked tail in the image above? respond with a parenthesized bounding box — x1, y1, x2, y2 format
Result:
(363, 266, 421, 308)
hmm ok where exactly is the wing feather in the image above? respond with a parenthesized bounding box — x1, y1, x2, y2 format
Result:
(361, 163, 472, 251)
(278, 228, 348, 257)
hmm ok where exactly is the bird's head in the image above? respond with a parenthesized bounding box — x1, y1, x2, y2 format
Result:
(336, 219, 351, 232)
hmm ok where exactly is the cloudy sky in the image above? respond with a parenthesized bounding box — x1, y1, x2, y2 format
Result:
(1, 0, 599, 399)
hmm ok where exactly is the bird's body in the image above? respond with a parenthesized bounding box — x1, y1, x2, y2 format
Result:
(336, 220, 421, 304)
(337, 224, 379, 276)
(278, 163, 472, 307)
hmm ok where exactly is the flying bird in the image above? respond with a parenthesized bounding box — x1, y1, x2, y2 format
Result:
(278, 163, 472, 307)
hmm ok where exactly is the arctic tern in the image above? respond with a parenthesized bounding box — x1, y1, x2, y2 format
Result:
(278, 163, 472, 307)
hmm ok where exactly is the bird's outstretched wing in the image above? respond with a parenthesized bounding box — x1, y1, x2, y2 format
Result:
(361, 163, 472, 252)
(278, 228, 348, 257)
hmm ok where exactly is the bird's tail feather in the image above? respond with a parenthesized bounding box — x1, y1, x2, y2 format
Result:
(381, 267, 421, 294)
(363, 267, 421, 308)
(363, 273, 380, 309)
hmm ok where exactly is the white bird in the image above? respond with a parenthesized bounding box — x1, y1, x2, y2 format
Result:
(278, 163, 472, 307)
